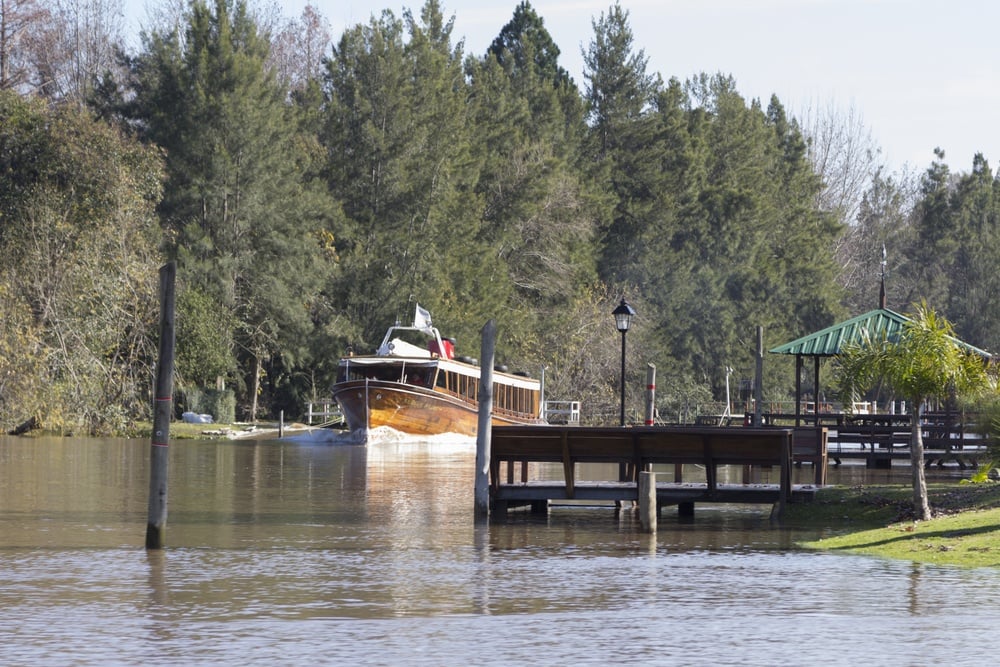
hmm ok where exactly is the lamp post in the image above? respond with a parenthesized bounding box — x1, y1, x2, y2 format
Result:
(612, 298, 636, 426)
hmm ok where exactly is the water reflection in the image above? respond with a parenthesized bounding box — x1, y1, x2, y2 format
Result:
(2, 434, 1000, 665)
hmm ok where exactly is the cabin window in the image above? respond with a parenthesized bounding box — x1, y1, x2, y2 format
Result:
(494, 385, 534, 417)
(406, 369, 434, 387)
(436, 370, 449, 390)
(459, 374, 476, 400)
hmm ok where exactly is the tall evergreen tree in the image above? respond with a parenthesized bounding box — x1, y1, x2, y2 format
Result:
(473, 2, 594, 299)
(466, 2, 599, 370)
(581, 2, 662, 287)
(671, 82, 841, 395)
(582, 2, 659, 157)
(322, 1, 482, 350)
(487, 0, 580, 127)
(920, 153, 1000, 351)
(908, 149, 959, 313)
(581, 65, 843, 399)
(128, 0, 337, 419)
(488, 1, 566, 84)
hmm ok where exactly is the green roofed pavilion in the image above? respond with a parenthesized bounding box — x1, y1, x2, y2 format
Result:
(765, 253, 990, 425)
(767, 306, 991, 425)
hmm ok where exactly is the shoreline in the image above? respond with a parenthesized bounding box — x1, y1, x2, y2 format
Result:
(785, 482, 1000, 568)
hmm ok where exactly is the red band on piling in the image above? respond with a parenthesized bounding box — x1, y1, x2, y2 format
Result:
(646, 384, 655, 390)
(152, 441, 169, 448)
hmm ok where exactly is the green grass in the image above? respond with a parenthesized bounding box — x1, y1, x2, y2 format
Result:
(800, 506, 1000, 568)
(788, 482, 1000, 568)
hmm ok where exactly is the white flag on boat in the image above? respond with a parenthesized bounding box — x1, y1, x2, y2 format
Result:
(413, 303, 433, 330)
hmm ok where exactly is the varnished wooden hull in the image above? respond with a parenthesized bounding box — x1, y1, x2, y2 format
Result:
(332, 379, 542, 440)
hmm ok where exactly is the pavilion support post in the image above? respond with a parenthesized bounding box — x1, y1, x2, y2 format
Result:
(795, 355, 803, 427)
(813, 356, 821, 423)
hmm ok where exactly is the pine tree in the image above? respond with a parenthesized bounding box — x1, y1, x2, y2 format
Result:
(927, 154, 1000, 351)
(321, 1, 481, 349)
(128, 0, 337, 419)
(581, 2, 663, 288)
(466, 2, 599, 367)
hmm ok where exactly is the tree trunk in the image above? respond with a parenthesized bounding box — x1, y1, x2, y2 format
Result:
(911, 400, 931, 521)
(8, 416, 40, 436)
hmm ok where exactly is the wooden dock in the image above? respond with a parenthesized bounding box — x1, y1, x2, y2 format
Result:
(825, 426, 987, 469)
(489, 425, 820, 520)
(756, 412, 990, 469)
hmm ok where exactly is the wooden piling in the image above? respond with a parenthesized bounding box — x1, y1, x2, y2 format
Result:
(644, 364, 656, 425)
(638, 470, 657, 533)
(474, 319, 497, 522)
(146, 262, 176, 550)
(754, 325, 764, 427)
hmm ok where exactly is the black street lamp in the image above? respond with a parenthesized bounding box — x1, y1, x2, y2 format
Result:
(612, 298, 636, 426)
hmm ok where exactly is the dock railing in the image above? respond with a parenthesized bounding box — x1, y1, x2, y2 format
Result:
(543, 400, 581, 425)
(305, 400, 341, 425)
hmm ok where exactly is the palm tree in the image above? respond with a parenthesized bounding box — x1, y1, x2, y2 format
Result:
(835, 302, 993, 520)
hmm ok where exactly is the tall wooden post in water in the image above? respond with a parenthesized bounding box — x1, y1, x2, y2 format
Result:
(474, 320, 496, 521)
(146, 262, 176, 550)
(754, 326, 764, 427)
(644, 363, 656, 425)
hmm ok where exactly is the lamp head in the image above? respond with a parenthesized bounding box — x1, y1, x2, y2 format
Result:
(612, 298, 636, 332)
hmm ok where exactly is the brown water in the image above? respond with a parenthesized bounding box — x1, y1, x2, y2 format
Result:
(1, 433, 998, 666)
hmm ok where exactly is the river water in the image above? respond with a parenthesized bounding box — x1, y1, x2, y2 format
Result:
(2, 432, 999, 666)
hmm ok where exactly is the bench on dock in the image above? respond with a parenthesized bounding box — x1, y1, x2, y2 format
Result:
(489, 425, 800, 517)
(830, 424, 910, 452)
(793, 426, 828, 485)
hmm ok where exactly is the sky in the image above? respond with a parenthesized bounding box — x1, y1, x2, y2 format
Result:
(124, 0, 1000, 174)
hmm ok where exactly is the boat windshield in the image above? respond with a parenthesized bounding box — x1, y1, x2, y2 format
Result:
(337, 359, 438, 386)
(375, 325, 451, 359)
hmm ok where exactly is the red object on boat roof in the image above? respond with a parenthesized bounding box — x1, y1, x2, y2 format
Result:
(429, 338, 455, 359)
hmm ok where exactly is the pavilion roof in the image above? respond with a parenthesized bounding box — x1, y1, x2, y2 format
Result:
(769, 308, 991, 358)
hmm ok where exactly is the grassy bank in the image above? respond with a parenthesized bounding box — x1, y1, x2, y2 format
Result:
(785, 482, 1000, 568)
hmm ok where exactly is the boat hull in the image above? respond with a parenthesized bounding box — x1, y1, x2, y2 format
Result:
(332, 379, 542, 439)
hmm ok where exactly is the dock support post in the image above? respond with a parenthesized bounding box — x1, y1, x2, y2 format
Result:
(146, 262, 176, 550)
(475, 320, 497, 522)
(638, 471, 657, 533)
(279, 410, 284, 438)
